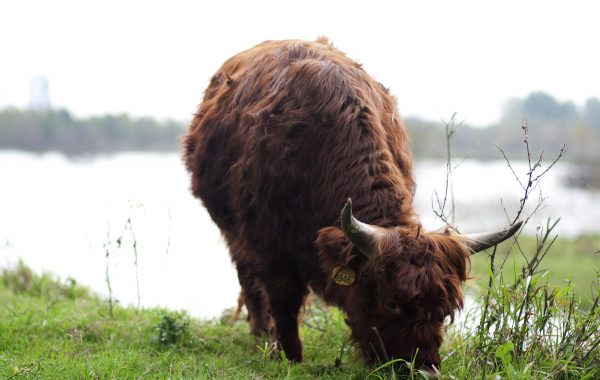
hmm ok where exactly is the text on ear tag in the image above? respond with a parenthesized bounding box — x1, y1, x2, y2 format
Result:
(333, 266, 356, 286)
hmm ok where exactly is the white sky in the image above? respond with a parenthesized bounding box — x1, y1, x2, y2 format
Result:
(1, 0, 599, 125)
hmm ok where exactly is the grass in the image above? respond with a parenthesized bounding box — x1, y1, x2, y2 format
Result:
(1, 229, 599, 379)
(0, 261, 368, 379)
(470, 232, 600, 306)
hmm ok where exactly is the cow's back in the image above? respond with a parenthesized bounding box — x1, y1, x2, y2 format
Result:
(183, 38, 415, 268)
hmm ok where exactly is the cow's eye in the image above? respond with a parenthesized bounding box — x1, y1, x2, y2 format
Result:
(386, 300, 398, 310)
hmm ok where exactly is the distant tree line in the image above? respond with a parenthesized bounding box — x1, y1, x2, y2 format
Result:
(0, 108, 185, 156)
(1, 91, 599, 162)
(406, 92, 600, 162)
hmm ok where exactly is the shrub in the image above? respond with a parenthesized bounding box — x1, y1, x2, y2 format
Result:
(156, 311, 190, 347)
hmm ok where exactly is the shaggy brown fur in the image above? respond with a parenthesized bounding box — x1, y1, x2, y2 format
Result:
(183, 37, 470, 369)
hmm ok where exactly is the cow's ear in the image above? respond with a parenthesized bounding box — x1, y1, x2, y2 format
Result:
(316, 227, 354, 271)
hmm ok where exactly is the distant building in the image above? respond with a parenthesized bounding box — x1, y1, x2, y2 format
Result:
(29, 76, 50, 111)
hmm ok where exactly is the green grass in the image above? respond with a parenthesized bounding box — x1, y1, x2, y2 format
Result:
(0, 262, 368, 379)
(1, 229, 599, 379)
(470, 232, 600, 305)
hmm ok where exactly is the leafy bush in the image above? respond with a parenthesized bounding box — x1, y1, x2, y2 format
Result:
(156, 311, 190, 347)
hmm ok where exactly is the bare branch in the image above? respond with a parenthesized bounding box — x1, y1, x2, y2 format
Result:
(496, 119, 566, 226)
(531, 144, 567, 184)
(432, 112, 463, 226)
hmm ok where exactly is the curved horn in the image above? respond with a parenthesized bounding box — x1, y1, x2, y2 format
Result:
(341, 198, 382, 257)
(462, 221, 523, 254)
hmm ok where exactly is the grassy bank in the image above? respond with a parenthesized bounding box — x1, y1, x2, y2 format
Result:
(0, 263, 367, 379)
(1, 230, 599, 379)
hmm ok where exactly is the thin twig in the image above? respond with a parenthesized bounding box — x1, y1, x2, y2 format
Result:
(303, 320, 326, 333)
(531, 144, 566, 184)
(372, 326, 390, 363)
(165, 207, 172, 256)
(432, 113, 462, 226)
(497, 145, 525, 190)
(103, 225, 121, 318)
(126, 216, 141, 311)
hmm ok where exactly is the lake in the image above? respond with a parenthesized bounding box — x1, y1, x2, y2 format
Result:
(0, 151, 597, 318)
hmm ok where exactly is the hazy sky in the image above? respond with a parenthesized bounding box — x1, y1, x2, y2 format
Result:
(1, 0, 599, 125)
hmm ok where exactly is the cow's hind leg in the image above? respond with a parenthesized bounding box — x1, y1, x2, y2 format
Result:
(263, 274, 309, 362)
(236, 264, 271, 336)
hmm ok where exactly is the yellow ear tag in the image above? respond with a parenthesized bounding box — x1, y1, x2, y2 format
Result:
(333, 267, 356, 286)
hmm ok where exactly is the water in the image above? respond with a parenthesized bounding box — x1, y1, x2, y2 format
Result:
(0, 151, 238, 318)
(0, 152, 597, 318)
(414, 160, 600, 236)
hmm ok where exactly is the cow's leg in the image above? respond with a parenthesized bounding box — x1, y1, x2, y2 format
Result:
(263, 275, 308, 362)
(236, 264, 271, 336)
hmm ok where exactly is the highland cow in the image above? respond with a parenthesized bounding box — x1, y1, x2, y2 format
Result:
(183, 37, 521, 371)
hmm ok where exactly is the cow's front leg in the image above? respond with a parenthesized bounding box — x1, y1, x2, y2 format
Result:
(263, 276, 308, 362)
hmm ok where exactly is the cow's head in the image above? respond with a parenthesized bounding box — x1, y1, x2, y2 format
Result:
(316, 198, 521, 371)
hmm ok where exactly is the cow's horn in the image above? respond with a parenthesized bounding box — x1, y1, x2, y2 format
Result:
(341, 198, 382, 258)
(461, 221, 523, 254)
